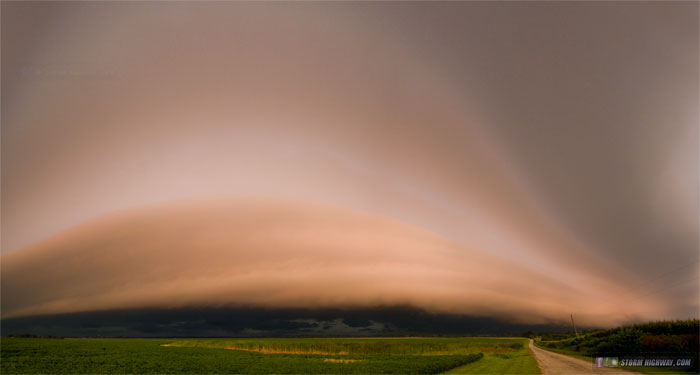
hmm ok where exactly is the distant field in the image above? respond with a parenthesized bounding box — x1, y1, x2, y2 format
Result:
(0, 337, 539, 374)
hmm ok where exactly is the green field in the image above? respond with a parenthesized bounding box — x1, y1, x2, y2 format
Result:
(0, 337, 540, 374)
(444, 346, 539, 374)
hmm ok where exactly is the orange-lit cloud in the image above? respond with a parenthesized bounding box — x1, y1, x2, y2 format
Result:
(1, 199, 665, 326)
(1, 2, 697, 325)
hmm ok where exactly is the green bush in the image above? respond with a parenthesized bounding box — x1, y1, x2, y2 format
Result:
(540, 320, 698, 358)
(608, 328, 643, 354)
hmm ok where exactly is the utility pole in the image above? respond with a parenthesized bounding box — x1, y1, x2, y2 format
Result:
(570, 314, 579, 337)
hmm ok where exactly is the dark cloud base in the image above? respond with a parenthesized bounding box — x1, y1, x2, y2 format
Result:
(1, 306, 579, 337)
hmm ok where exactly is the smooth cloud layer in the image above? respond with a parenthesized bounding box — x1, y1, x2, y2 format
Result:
(1, 199, 662, 326)
(1, 2, 697, 324)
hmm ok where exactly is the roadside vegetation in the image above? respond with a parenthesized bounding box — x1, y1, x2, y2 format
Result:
(534, 320, 699, 374)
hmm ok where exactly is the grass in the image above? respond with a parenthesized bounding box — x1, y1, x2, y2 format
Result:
(444, 340, 540, 374)
(166, 337, 527, 356)
(0, 337, 538, 374)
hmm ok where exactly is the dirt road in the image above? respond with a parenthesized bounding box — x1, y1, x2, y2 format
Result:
(529, 340, 637, 374)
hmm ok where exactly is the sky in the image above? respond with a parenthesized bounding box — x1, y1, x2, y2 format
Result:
(1, 2, 698, 328)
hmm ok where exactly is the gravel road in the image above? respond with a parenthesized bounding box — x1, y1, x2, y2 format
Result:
(529, 340, 638, 374)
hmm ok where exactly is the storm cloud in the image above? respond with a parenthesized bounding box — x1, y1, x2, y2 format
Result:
(0, 199, 672, 326)
(1, 306, 578, 338)
(1, 2, 698, 328)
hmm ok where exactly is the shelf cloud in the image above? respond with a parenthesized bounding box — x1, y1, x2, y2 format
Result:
(1, 2, 697, 327)
(1, 199, 663, 326)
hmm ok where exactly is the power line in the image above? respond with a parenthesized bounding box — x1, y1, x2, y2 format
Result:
(622, 259, 700, 296)
(589, 258, 699, 306)
(620, 274, 700, 304)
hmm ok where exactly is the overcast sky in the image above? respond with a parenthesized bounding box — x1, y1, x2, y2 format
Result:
(1, 1, 698, 325)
